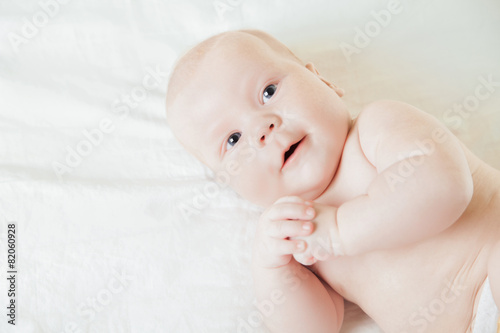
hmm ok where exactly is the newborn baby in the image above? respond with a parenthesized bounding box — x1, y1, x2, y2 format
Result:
(166, 30, 500, 333)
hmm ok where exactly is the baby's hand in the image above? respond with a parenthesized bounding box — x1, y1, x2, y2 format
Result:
(252, 196, 315, 269)
(292, 202, 344, 266)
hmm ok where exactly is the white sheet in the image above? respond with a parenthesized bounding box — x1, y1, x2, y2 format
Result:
(1, 1, 499, 332)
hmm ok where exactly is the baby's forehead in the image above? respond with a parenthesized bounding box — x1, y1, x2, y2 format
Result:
(179, 31, 297, 84)
(200, 36, 281, 75)
(170, 35, 281, 112)
(169, 35, 266, 107)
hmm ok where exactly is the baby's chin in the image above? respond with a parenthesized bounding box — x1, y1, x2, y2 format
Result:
(239, 185, 325, 208)
(286, 166, 337, 201)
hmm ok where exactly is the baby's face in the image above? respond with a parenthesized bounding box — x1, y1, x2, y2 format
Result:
(168, 34, 351, 206)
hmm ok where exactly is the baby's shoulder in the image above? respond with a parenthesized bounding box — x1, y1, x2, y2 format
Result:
(355, 99, 427, 129)
(352, 99, 452, 164)
(350, 99, 417, 144)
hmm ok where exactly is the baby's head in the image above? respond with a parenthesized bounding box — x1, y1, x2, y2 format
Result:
(166, 30, 351, 207)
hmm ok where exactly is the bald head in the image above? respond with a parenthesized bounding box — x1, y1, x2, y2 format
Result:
(165, 30, 302, 126)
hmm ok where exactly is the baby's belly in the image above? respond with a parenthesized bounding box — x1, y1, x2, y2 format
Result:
(314, 198, 500, 333)
(338, 243, 487, 332)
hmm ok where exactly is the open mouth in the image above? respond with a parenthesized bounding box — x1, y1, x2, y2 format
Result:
(283, 138, 304, 166)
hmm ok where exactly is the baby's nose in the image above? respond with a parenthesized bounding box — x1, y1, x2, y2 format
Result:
(253, 116, 281, 148)
(258, 123, 275, 145)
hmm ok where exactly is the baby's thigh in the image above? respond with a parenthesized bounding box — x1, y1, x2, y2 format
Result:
(487, 241, 500, 308)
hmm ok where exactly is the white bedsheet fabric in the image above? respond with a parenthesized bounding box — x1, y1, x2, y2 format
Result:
(1, 1, 499, 332)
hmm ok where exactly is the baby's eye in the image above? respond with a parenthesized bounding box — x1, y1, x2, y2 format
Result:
(263, 84, 277, 104)
(226, 132, 241, 150)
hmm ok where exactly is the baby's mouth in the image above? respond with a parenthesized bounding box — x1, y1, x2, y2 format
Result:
(283, 137, 304, 167)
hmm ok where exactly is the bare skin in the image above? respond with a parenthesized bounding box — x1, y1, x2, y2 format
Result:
(312, 127, 500, 332)
(166, 30, 500, 332)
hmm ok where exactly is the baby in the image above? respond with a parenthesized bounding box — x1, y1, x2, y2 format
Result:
(166, 30, 500, 333)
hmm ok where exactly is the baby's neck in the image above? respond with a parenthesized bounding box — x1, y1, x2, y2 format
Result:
(313, 120, 370, 206)
(314, 179, 342, 206)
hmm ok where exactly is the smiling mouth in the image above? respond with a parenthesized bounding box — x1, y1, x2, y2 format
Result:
(283, 138, 304, 166)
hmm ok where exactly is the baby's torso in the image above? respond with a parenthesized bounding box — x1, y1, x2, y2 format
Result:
(312, 122, 500, 332)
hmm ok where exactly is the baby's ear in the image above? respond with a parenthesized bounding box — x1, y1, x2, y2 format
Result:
(305, 63, 345, 97)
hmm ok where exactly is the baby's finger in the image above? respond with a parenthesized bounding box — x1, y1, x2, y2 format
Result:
(267, 220, 314, 239)
(268, 238, 307, 255)
(293, 252, 318, 266)
(267, 202, 315, 221)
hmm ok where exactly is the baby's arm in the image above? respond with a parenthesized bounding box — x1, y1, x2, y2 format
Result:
(253, 261, 343, 333)
(252, 197, 343, 333)
(337, 100, 473, 255)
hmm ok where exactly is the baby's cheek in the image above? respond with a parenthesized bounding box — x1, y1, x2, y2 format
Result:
(228, 167, 278, 206)
(223, 150, 292, 205)
(231, 173, 270, 206)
